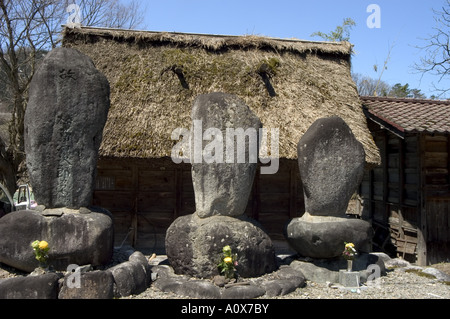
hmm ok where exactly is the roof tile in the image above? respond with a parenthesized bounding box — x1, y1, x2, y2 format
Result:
(361, 96, 450, 134)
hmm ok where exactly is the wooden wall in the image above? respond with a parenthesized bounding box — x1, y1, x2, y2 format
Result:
(93, 157, 304, 251)
(360, 121, 450, 265)
(360, 128, 422, 262)
(421, 133, 450, 264)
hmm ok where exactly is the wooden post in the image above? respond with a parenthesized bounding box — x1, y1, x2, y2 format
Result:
(131, 164, 139, 248)
(252, 166, 260, 221)
(417, 133, 427, 266)
(174, 167, 183, 219)
(382, 131, 389, 224)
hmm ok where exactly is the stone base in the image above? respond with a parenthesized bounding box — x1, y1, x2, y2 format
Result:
(289, 253, 386, 284)
(0, 207, 114, 272)
(165, 213, 277, 278)
(339, 270, 360, 288)
(285, 213, 373, 259)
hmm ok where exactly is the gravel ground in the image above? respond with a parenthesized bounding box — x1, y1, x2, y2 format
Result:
(122, 255, 450, 300)
(1, 251, 449, 300)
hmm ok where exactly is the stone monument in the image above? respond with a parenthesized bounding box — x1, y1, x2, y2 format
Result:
(166, 92, 277, 278)
(285, 116, 373, 259)
(0, 47, 113, 272)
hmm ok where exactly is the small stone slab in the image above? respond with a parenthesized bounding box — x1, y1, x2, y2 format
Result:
(339, 270, 360, 288)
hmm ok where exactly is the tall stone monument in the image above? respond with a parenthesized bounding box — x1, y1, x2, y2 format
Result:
(25, 47, 110, 209)
(166, 92, 277, 278)
(0, 47, 113, 272)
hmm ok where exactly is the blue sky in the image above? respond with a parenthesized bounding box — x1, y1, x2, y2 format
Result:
(135, 0, 449, 98)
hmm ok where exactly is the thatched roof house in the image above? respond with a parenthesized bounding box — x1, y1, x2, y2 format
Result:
(63, 26, 379, 164)
(62, 26, 380, 249)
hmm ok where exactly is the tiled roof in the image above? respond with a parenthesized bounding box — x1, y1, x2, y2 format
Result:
(361, 96, 450, 135)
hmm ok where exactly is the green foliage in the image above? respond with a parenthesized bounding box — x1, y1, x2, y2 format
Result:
(389, 83, 426, 99)
(311, 18, 356, 42)
(257, 57, 281, 76)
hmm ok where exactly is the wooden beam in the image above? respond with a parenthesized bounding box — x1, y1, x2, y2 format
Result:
(251, 167, 260, 221)
(131, 164, 139, 248)
(174, 167, 183, 219)
(417, 133, 427, 266)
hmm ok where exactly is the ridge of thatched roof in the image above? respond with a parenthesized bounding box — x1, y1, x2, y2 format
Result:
(62, 26, 353, 57)
(62, 26, 380, 166)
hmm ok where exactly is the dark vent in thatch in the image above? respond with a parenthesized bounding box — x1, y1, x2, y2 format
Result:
(62, 26, 380, 166)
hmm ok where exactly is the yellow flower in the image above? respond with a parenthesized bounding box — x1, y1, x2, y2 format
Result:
(38, 241, 49, 250)
(224, 257, 233, 264)
(31, 240, 40, 249)
(345, 243, 354, 249)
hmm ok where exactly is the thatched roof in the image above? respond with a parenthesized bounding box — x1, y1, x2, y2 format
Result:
(62, 26, 380, 166)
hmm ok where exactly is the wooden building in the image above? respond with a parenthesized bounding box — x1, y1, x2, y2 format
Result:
(62, 26, 380, 251)
(361, 96, 450, 265)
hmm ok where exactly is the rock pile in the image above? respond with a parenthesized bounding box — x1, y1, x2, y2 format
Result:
(152, 262, 305, 299)
(0, 250, 152, 299)
(166, 92, 277, 278)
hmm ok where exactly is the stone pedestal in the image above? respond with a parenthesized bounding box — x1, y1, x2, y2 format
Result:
(285, 213, 373, 259)
(0, 208, 114, 272)
(165, 214, 276, 278)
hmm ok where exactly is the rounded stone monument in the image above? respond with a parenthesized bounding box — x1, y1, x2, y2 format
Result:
(285, 116, 373, 259)
(166, 92, 277, 278)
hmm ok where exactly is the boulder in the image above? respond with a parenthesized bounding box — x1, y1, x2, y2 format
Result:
(0, 273, 60, 299)
(221, 284, 266, 299)
(58, 270, 115, 299)
(297, 116, 365, 217)
(165, 214, 276, 278)
(0, 208, 114, 272)
(261, 266, 306, 297)
(108, 251, 152, 297)
(177, 280, 222, 299)
(25, 47, 110, 209)
(285, 213, 373, 259)
(190, 92, 262, 218)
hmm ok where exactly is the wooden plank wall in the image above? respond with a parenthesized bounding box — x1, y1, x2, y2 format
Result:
(93, 157, 304, 251)
(360, 127, 421, 262)
(361, 126, 450, 264)
(421, 134, 450, 264)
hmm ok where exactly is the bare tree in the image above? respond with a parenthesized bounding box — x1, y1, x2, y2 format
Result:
(0, 0, 145, 194)
(352, 73, 391, 97)
(415, 0, 450, 97)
